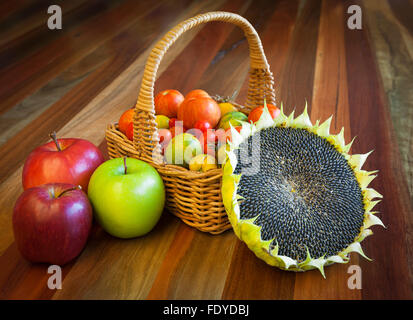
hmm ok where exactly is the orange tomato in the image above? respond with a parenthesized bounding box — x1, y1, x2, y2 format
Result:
(247, 104, 280, 124)
(126, 122, 134, 141)
(185, 89, 210, 100)
(119, 109, 134, 134)
(154, 90, 184, 118)
(178, 97, 221, 129)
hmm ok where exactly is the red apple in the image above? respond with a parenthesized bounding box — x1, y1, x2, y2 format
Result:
(22, 132, 104, 191)
(13, 183, 93, 265)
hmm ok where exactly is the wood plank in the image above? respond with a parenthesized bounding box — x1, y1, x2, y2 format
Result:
(0, 169, 25, 255)
(344, 0, 413, 299)
(0, 0, 85, 49)
(277, 0, 321, 112)
(147, 224, 236, 299)
(363, 0, 413, 206)
(52, 216, 180, 299)
(0, 0, 123, 71)
(0, 48, 107, 146)
(0, 0, 34, 22)
(387, 0, 413, 38)
(0, 0, 164, 115)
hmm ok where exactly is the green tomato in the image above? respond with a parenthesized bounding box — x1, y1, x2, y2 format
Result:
(88, 158, 165, 238)
(218, 111, 248, 130)
(165, 133, 202, 168)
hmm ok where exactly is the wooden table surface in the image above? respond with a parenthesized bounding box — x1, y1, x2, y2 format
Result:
(0, 0, 412, 300)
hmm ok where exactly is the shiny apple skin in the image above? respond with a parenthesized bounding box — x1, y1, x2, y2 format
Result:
(88, 158, 165, 239)
(22, 138, 104, 191)
(12, 183, 93, 265)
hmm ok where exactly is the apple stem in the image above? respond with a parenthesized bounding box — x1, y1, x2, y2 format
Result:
(123, 157, 127, 174)
(49, 131, 62, 151)
(57, 185, 82, 198)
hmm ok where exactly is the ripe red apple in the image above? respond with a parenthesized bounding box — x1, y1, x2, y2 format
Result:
(13, 183, 93, 265)
(22, 132, 104, 191)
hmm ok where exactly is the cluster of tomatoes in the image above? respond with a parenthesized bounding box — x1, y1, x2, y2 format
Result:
(118, 89, 280, 170)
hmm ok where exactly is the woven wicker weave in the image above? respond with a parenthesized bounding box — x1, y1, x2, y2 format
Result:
(106, 12, 275, 234)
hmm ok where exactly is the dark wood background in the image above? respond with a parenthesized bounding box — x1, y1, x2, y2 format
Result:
(0, 0, 412, 299)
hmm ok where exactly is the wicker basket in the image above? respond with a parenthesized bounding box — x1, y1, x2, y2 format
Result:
(106, 12, 275, 234)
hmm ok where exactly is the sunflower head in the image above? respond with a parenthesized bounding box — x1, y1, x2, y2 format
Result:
(221, 103, 384, 277)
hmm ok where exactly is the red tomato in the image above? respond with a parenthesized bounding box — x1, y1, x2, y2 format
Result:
(170, 126, 186, 138)
(185, 89, 210, 100)
(158, 129, 172, 155)
(194, 120, 212, 133)
(119, 109, 134, 134)
(178, 97, 221, 129)
(248, 104, 280, 124)
(199, 130, 216, 155)
(126, 122, 134, 141)
(169, 118, 178, 128)
(158, 128, 172, 145)
(154, 90, 184, 118)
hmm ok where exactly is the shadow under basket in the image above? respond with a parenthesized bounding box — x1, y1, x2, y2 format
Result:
(105, 11, 276, 235)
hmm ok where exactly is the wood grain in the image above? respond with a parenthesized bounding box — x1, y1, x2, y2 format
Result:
(0, 0, 412, 300)
(344, 0, 412, 299)
(363, 0, 413, 207)
(278, 0, 321, 111)
(0, 0, 163, 115)
(0, 0, 124, 71)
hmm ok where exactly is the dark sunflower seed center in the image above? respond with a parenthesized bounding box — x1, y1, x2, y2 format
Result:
(234, 127, 364, 262)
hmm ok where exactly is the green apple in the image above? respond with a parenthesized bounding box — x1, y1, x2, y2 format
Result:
(88, 158, 165, 238)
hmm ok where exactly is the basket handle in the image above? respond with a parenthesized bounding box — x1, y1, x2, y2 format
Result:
(134, 11, 274, 164)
